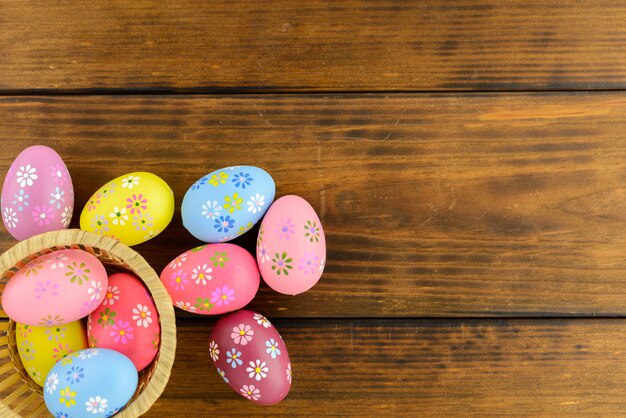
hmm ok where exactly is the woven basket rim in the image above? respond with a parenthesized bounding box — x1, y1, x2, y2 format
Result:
(0, 229, 176, 418)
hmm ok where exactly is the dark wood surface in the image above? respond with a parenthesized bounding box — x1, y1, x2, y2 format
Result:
(2, 1, 626, 416)
(2, 94, 626, 317)
(2, 1, 626, 92)
(146, 319, 626, 416)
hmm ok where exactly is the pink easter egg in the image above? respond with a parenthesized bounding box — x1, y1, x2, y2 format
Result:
(1, 145, 74, 240)
(160, 243, 259, 315)
(87, 272, 160, 371)
(2, 249, 108, 326)
(209, 310, 292, 405)
(257, 195, 326, 295)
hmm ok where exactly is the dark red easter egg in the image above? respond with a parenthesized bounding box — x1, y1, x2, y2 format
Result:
(209, 310, 292, 405)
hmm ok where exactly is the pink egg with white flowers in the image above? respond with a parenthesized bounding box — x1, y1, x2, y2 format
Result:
(2, 249, 108, 326)
(87, 272, 160, 371)
(257, 195, 326, 295)
(161, 243, 259, 315)
(1, 145, 74, 240)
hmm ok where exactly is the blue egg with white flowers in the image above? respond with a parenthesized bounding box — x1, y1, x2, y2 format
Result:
(43, 348, 138, 418)
(182, 166, 276, 243)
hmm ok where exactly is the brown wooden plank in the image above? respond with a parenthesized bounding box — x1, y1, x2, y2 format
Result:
(143, 318, 626, 416)
(2, 1, 626, 91)
(2, 93, 626, 317)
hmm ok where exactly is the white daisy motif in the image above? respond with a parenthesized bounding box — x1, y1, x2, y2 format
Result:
(201, 200, 222, 220)
(247, 193, 266, 214)
(3, 207, 18, 228)
(85, 396, 108, 414)
(175, 301, 197, 312)
(253, 313, 272, 328)
(87, 280, 102, 301)
(109, 206, 128, 225)
(258, 243, 270, 264)
(102, 285, 120, 306)
(49, 253, 68, 270)
(192, 264, 212, 285)
(209, 340, 219, 361)
(78, 348, 100, 360)
(169, 254, 188, 269)
(132, 304, 153, 328)
(319, 258, 325, 272)
(45, 372, 58, 394)
(246, 359, 269, 381)
(16, 164, 38, 187)
(121, 175, 140, 189)
(61, 206, 73, 227)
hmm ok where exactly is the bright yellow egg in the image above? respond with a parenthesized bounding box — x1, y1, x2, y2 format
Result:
(79, 172, 174, 246)
(16, 321, 88, 386)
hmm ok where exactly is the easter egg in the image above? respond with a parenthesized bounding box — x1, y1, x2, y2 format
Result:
(161, 243, 259, 315)
(79, 172, 174, 246)
(257, 195, 326, 295)
(87, 272, 160, 371)
(1, 145, 74, 240)
(209, 310, 291, 405)
(16, 321, 88, 387)
(181, 166, 275, 243)
(2, 249, 108, 326)
(43, 348, 138, 418)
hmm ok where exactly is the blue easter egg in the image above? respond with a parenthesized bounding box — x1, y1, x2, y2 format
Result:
(43, 348, 138, 418)
(181, 166, 275, 243)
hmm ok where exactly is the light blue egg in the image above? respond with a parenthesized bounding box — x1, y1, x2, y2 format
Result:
(182, 166, 276, 243)
(43, 348, 138, 418)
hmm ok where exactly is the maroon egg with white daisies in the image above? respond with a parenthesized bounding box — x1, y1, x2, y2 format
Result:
(209, 310, 292, 405)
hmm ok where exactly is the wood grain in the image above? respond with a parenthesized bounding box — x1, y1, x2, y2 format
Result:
(2, 93, 626, 317)
(2, 1, 626, 92)
(145, 318, 626, 416)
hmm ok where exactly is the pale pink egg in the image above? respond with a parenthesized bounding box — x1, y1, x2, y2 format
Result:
(2, 249, 108, 326)
(1, 145, 74, 240)
(87, 272, 160, 371)
(160, 243, 259, 315)
(257, 195, 326, 295)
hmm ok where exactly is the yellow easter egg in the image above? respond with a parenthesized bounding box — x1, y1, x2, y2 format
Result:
(16, 321, 88, 386)
(79, 172, 174, 246)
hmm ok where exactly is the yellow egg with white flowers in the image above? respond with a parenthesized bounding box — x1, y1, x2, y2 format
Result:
(16, 321, 88, 387)
(79, 172, 175, 246)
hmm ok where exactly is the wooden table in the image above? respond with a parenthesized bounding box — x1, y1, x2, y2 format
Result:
(2, 1, 626, 416)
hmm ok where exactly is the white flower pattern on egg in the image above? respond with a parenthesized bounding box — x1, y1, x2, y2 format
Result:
(132, 304, 153, 328)
(3, 147, 74, 240)
(61, 206, 73, 227)
(16, 164, 38, 187)
(121, 175, 140, 189)
(3, 207, 18, 228)
(181, 166, 275, 243)
(79, 172, 172, 246)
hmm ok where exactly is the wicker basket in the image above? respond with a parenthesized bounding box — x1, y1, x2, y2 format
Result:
(0, 229, 176, 417)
